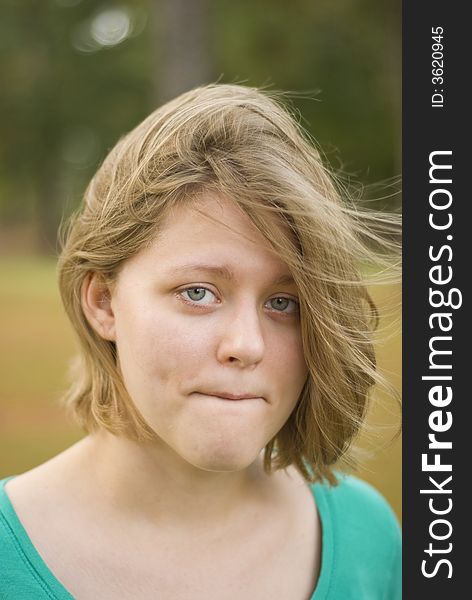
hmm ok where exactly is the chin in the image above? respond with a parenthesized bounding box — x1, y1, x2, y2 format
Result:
(183, 440, 264, 473)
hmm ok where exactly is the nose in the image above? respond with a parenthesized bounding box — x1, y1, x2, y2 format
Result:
(216, 301, 265, 368)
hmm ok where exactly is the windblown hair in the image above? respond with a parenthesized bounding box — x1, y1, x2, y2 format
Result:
(58, 83, 400, 484)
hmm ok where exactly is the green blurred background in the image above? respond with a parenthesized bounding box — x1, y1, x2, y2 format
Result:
(0, 0, 401, 519)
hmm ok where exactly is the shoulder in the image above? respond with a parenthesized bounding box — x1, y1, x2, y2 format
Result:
(0, 477, 19, 552)
(311, 474, 402, 600)
(0, 476, 74, 600)
(0, 476, 34, 596)
(314, 473, 401, 539)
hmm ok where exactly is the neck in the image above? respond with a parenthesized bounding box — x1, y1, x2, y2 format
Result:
(64, 431, 273, 530)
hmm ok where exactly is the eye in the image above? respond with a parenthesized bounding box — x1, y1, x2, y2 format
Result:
(266, 296, 299, 314)
(179, 287, 218, 306)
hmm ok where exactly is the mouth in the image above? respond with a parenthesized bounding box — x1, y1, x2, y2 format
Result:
(196, 391, 263, 401)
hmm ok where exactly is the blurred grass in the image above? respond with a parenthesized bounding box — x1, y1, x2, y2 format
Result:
(0, 257, 83, 475)
(356, 279, 402, 522)
(0, 256, 401, 520)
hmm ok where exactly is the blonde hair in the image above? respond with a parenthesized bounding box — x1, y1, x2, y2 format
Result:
(58, 83, 400, 484)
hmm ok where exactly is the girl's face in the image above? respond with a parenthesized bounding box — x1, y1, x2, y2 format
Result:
(106, 194, 308, 472)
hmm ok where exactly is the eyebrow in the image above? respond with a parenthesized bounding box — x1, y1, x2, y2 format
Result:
(169, 263, 295, 286)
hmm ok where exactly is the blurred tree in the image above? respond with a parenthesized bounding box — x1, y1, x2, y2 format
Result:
(211, 0, 401, 191)
(0, 0, 154, 252)
(153, 0, 212, 104)
(0, 0, 400, 253)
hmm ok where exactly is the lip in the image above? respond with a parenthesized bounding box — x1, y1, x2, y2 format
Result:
(197, 391, 262, 401)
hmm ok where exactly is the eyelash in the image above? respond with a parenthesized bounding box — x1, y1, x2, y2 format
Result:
(177, 286, 299, 315)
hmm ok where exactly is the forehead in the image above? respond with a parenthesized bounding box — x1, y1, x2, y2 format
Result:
(125, 193, 294, 281)
(163, 193, 272, 236)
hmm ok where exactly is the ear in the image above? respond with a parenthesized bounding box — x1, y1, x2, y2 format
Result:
(81, 272, 117, 341)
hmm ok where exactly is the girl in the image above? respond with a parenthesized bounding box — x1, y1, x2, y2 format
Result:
(0, 84, 401, 599)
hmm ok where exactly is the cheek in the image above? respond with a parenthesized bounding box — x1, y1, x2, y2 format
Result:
(285, 326, 307, 365)
(114, 304, 215, 388)
(266, 328, 308, 397)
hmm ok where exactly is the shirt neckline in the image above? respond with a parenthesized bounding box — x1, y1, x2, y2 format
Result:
(1, 475, 333, 600)
(310, 480, 334, 599)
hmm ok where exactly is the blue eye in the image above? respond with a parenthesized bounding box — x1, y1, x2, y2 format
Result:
(180, 287, 217, 305)
(267, 297, 299, 313)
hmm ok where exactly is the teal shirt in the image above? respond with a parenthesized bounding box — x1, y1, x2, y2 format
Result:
(0, 474, 401, 599)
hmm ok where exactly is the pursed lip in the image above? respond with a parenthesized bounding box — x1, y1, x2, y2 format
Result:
(197, 391, 263, 401)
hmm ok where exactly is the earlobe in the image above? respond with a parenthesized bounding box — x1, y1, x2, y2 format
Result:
(81, 272, 117, 341)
